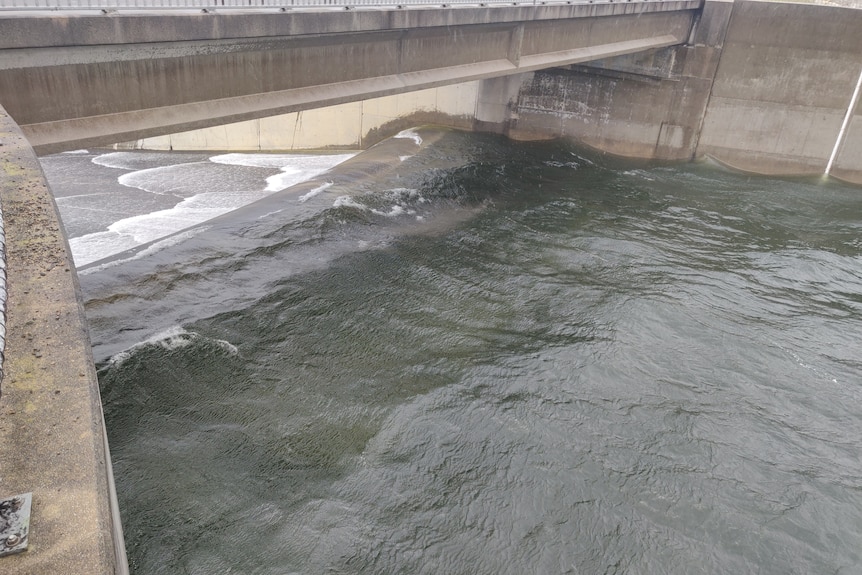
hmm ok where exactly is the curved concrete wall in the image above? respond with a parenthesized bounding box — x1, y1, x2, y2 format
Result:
(0, 105, 127, 575)
(696, 0, 862, 182)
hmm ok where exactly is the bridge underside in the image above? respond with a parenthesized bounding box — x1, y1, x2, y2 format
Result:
(0, 2, 700, 154)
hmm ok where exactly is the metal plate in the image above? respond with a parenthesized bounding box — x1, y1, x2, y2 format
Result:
(0, 493, 31, 557)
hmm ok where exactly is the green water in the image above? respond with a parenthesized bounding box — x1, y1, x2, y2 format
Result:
(63, 130, 862, 574)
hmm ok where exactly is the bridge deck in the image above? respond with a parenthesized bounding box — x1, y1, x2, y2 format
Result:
(0, 0, 702, 154)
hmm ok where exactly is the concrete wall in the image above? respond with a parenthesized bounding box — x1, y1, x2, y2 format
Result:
(507, 0, 862, 184)
(125, 83, 481, 151)
(0, 104, 127, 574)
(127, 0, 728, 161)
(0, 1, 700, 154)
(696, 0, 862, 182)
(508, 0, 731, 160)
(128, 1, 862, 185)
(508, 0, 732, 161)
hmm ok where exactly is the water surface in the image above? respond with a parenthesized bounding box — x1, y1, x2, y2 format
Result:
(42, 129, 862, 574)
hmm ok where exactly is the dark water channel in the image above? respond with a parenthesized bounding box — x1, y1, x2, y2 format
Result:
(42, 129, 862, 574)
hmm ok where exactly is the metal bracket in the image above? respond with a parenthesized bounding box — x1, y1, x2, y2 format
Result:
(0, 493, 31, 557)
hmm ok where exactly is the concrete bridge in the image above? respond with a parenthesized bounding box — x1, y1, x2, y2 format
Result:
(0, 2, 706, 574)
(0, 0, 702, 154)
(4, 0, 861, 572)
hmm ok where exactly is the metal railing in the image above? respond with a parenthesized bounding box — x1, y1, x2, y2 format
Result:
(0, 0, 656, 10)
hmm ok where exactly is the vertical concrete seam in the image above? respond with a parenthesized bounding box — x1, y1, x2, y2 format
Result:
(690, 0, 735, 160)
(357, 100, 364, 148)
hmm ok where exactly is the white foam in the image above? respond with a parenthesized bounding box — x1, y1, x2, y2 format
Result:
(92, 151, 145, 170)
(371, 205, 412, 218)
(62, 149, 89, 155)
(543, 160, 581, 170)
(394, 128, 423, 146)
(117, 164, 200, 194)
(256, 209, 286, 221)
(298, 182, 334, 203)
(73, 151, 355, 267)
(77, 227, 210, 273)
(105, 325, 192, 368)
(263, 157, 353, 193)
(208, 153, 355, 193)
(622, 169, 656, 181)
(105, 325, 238, 368)
(214, 339, 239, 355)
(265, 166, 304, 192)
(71, 187, 276, 266)
(211, 153, 354, 171)
(70, 231, 141, 268)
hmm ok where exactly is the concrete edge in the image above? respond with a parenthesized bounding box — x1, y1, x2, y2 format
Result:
(0, 103, 127, 575)
(0, 0, 704, 48)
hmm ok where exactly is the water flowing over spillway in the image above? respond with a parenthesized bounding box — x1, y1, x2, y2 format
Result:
(41, 128, 862, 574)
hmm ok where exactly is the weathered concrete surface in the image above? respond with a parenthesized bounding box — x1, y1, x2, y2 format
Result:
(509, 0, 733, 160)
(474, 73, 535, 135)
(0, 104, 126, 574)
(115, 1, 862, 185)
(122, 82, 481, 151)
(696, 0, 862, 183)
(0, 1, 701, 154)
(497, 0, 862, 184)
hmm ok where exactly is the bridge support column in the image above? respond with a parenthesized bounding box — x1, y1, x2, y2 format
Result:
(508, 0, 734, 160)
(473, 74, 534, 136)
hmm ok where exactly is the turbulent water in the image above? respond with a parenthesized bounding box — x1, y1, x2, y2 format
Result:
(41, 128, 862, 574)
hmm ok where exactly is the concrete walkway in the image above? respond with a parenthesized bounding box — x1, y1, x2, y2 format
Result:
(0, 104, 127, 574)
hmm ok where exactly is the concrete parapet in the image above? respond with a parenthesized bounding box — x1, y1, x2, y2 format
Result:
(0, 104, 127, 574)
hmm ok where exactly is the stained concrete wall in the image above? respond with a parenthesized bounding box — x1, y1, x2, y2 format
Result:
(125, 83, 481, 151)
(0, 1, 700, 155)
(696, 0, 862, 182)
(507, 0, 862, 184)
(135, 0, 730, 161)
(508, 0, 732, 160)
(127, 1, 862, 185)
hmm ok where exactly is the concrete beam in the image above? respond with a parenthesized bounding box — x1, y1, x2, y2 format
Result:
(0, 2, 703, 48)
(0, 2, 701, 154)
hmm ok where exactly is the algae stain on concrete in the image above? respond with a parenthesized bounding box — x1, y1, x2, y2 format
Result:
(2, 159, 27, 176)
